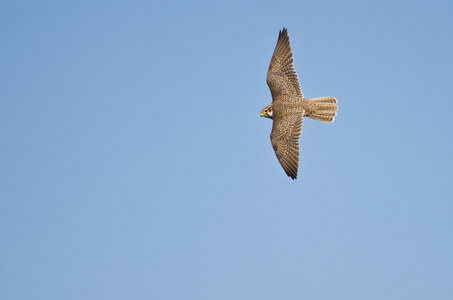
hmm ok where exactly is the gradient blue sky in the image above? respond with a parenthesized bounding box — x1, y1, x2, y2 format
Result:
(1, 0, 453, 299)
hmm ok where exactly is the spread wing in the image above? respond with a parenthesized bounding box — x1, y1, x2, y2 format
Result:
(270, 112, 304, 179)
(267, 28, 303, 99)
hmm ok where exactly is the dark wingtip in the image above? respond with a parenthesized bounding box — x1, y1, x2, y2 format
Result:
(279, 27, 288, 37)
(287, 171, 297, 180)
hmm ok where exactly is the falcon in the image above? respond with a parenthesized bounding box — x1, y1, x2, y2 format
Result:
(261, 28, 338, 179)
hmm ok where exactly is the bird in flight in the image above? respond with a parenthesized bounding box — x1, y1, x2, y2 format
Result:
(261, 28, 338, 179)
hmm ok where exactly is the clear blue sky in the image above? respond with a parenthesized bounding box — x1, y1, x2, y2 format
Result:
(1, 0, 453, 299)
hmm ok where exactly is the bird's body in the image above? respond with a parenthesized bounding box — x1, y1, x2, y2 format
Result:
(261, 28, 338, 179)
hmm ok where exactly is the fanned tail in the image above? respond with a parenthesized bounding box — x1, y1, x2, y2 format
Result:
(307, 97, 338, 123)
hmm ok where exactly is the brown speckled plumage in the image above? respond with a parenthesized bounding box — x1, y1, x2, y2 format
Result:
(261, 28, 338, 179)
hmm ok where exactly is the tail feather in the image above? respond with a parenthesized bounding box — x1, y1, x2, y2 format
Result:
(307, 97, 338, 123)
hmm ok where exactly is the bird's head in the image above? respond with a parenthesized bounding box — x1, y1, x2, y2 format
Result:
(260, 103, 273, 119)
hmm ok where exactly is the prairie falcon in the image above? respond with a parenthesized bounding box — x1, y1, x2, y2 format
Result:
(261, 28, 338, 179)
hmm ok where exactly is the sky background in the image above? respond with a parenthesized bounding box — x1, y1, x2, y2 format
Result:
(1, 0, 453, 299)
